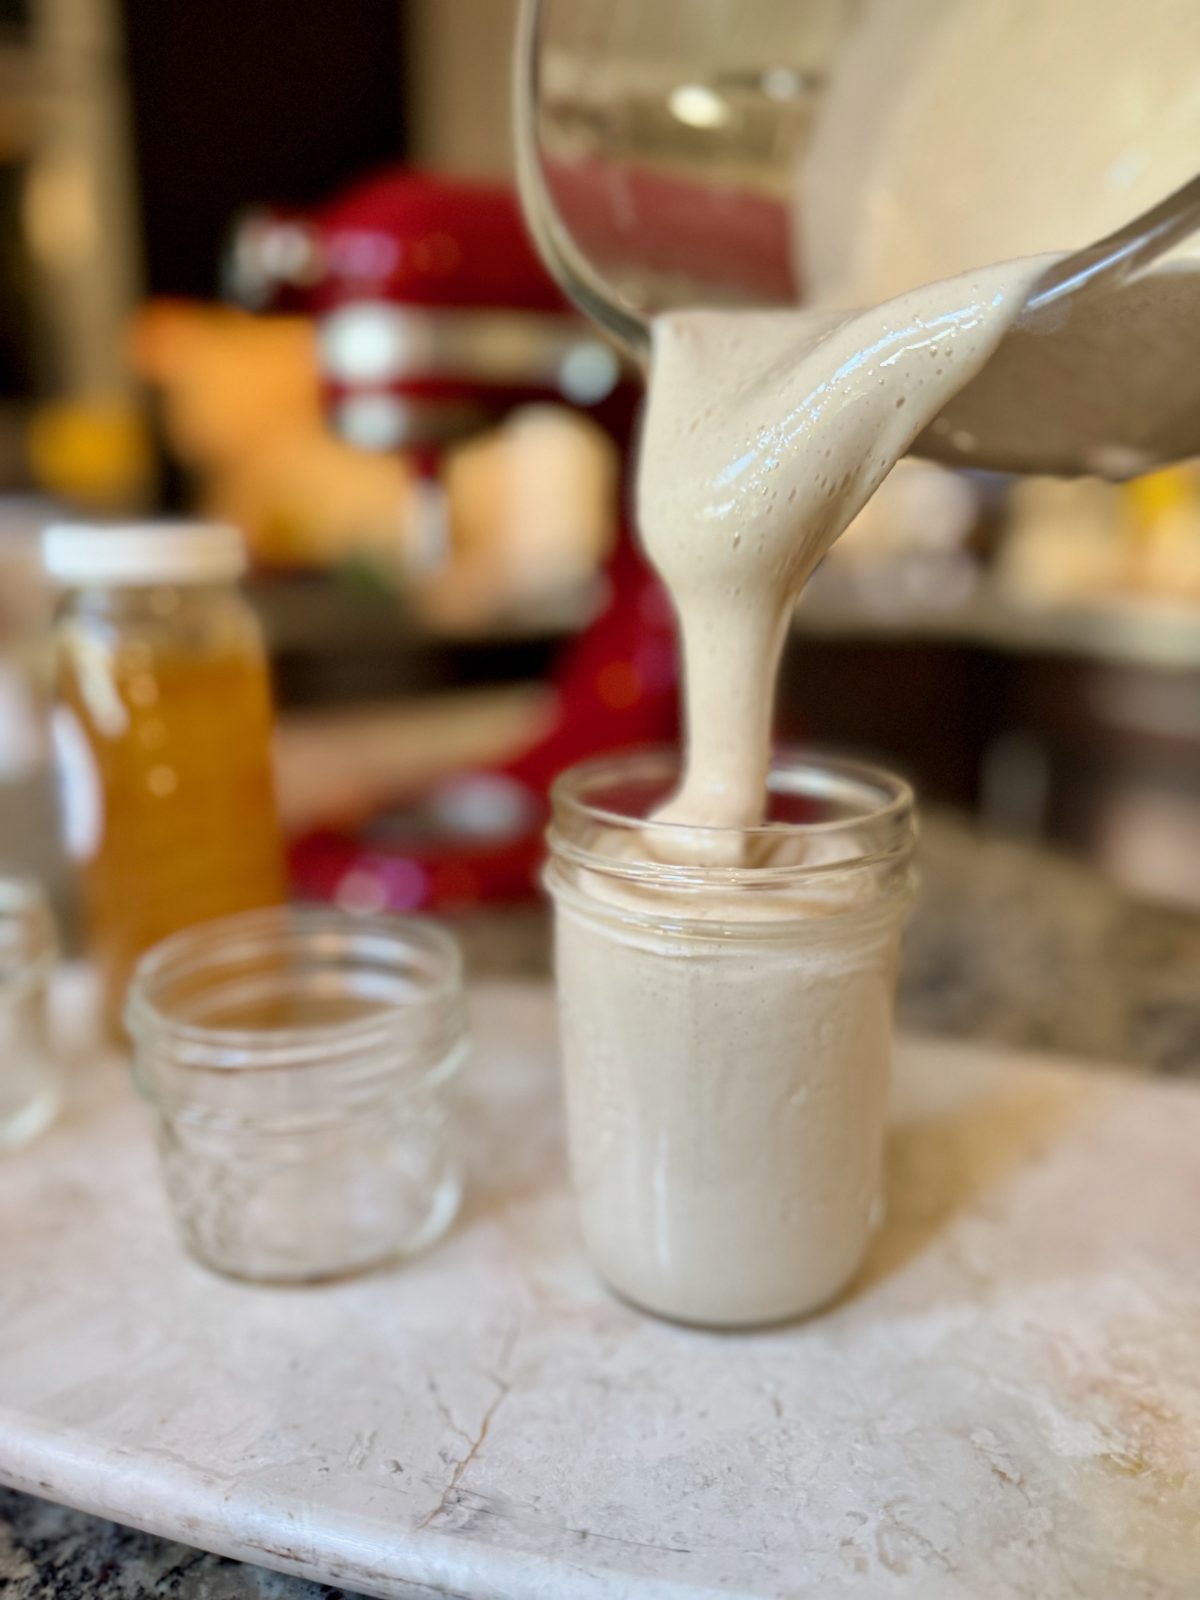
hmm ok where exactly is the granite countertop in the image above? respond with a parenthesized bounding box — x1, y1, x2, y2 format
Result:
(0, 1491, 334, 1600)
(3, 813, 1199, 1599)
(899, 811, 1200, 1074)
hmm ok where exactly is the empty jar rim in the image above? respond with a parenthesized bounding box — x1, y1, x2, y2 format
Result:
(126, 906, 466, 1079)
(0, 876, 57, 992)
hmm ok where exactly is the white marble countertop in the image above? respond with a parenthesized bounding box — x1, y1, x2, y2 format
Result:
(2, 981, 1200, 1598)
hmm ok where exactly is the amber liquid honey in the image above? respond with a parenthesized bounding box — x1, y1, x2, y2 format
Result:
(54, 589, 287, 1035)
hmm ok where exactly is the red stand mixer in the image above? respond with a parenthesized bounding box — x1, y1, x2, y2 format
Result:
(235, 168, 680, 911)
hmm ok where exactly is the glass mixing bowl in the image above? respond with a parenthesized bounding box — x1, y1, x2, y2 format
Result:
(517, 0, 1200, 476)
(518, 0, 845, 325)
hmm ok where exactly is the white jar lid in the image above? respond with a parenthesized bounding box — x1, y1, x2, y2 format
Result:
(42, 522, 247, 587)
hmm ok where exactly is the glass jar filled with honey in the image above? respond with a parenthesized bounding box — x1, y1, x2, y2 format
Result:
(43, 522, 287, 1036)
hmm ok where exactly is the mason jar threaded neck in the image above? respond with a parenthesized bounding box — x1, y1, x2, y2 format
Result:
(546, 747, 916, 891)
(126, 906, 466, 1090)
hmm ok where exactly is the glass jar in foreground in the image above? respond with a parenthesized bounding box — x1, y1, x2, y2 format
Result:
(545, 749, 916, 1328)
(0, 878, 60, 1149)
(43, 522, 287, 1039)
(126, 908, 468, 1282)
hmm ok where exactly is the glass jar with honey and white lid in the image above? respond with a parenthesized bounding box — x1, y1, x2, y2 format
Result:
(43, 522, 287, 1037)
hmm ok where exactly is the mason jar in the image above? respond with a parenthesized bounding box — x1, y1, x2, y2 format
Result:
(0, 877, 60, 1149)
(545, 749, 916, 1328)
(43, 522, 287, 1038)
(126, 907, 467, 1282)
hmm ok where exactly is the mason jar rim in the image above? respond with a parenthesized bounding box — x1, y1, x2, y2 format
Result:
(0, 875, 58, 988)
(547, 746, 915, 888)
(126, 906, 465, 1075)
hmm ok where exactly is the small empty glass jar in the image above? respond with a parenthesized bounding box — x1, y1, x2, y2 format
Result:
(0, 877, 60, 1149)
(126, 907, 467, 1282)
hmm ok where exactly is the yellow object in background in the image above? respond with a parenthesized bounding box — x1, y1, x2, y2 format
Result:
(44, 522, 287, 1037)
(1124, 465, 1200, 599)
(1124, 465, 1196, 533)
(1001, 466, 1200, 606)
(27, 399, 154, 511)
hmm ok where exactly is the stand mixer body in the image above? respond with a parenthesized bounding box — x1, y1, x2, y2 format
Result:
(237, 168, 678, 911)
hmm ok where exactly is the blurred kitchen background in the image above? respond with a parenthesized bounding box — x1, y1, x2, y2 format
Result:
(2, 0, 1199, 1050)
